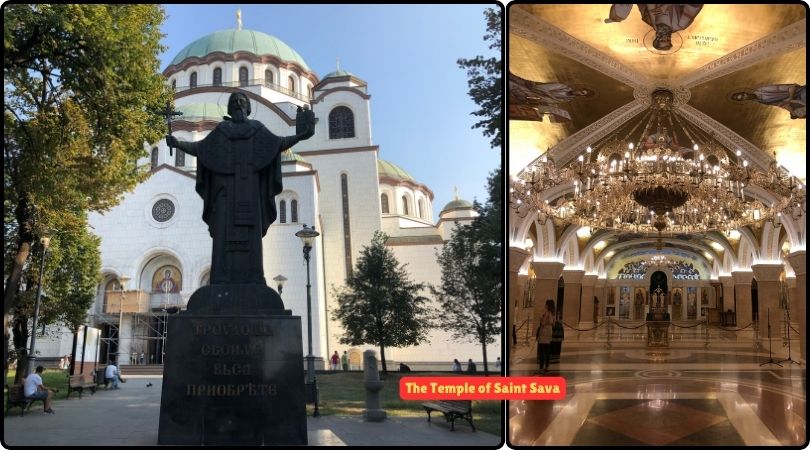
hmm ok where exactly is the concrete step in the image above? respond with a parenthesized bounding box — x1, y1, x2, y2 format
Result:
(120, 364, 165, 375)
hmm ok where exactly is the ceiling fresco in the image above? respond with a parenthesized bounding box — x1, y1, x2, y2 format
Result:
(509, 4, 807, 180)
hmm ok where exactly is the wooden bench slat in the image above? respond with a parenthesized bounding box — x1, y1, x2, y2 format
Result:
(421, 399, 475, 432)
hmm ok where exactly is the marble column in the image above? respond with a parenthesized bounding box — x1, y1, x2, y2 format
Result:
(531, 262, 565, 325)
(561, 270, 585, 326)
(595, 278, 607, 322)
(579, 274, 598, 328)
(751, 264, 785, 342)
(785, 276, 798, 325)
(719, 275, 735, 312)
(731, 271, 754, 327)
(710, 280, 721, 308)
(515, 274, 528, 344)
(785, 251, 805, 362)
(509, 247, 530, 351)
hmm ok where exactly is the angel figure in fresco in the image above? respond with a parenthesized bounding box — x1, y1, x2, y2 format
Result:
(604, 4, 704, 51)
(509, 72, 594, 122)
(731, 84, 806, 119)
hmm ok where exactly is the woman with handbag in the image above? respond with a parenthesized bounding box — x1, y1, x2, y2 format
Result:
(535, 299, 556, 374)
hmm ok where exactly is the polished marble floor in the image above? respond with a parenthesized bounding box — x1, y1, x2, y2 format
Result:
(509, 326, 806, 446)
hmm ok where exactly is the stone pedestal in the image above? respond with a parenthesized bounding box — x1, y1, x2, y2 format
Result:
(786, 251, 806, 362)
(531, 262, 565, 324)
(732, 271, 754, 327)
(751, 264, 784, 342)
(509, 248, 530, 351)
(646, 321, 670, 347)
(561, 270, 584, 326)
(158, 285, 306, 445)
(362, 350, 386, 422)
(579, 274, 598, 328)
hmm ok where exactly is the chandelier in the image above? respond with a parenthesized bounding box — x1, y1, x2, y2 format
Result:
(510, 89, 806, 233)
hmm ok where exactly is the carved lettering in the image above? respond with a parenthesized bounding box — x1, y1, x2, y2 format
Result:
(192, 322, 274, 336)
(213, 363, 252, 375)
(185, 383, 278, 396)
(200, 343, 263, 356)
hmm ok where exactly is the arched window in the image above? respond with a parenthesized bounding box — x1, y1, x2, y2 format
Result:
(418, 199, 425, 219)
(175, 149, 185, 167)
(265, 69, 273, 87)
(288, 75, 296, 93)
(213, 68, 222, 86)
(189, 72, 197, 89)
(308, 86, 314, 100)
(402, 195, 409, 215)
(171, 79, 176, 90)
(291, 199, 298, 223)
(328, 106, 356, 139)
(151, 147, 158, 170)
(381, 194, 389, 214)
(239, 67, 249, 87)
(279, 200, 287, 224)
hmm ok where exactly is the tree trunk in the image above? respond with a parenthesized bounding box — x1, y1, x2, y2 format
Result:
(4, 196, 34, 379)
(12, 314, 30, 384)
(481, 338, 489, 377)
(379, 344, 387, 375)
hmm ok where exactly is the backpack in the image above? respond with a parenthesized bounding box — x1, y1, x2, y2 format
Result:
(552, 320, 564, 341)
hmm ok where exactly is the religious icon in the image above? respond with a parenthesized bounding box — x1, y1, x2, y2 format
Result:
(153, 265, 181, 293)
(687, 287, 697, 319)
(731, 84, 806, 119)
(604, 4, 704, 52)
(509, 72, 594, 122)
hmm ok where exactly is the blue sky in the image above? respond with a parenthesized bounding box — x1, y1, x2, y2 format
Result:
(159, 4, 502, 222)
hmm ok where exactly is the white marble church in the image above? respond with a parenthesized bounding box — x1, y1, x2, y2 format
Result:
(39, 23, 499, 370)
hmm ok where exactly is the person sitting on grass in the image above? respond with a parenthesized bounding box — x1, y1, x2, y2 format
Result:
(24, 365, 55, 414)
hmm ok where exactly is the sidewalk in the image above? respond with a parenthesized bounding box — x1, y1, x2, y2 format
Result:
(3, 377, 501, 446)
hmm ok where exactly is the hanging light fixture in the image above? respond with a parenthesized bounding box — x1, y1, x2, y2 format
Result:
(511, 89, 803, 234)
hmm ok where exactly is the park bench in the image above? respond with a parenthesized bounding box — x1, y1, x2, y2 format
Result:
(66, 373, 97, 399)
(4, 384, 45, 416)
(422, 400, 475, 431)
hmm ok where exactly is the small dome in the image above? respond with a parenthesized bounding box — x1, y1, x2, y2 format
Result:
(377, 159, 414, 182)
(323, 68, 354, 79)
(442, 198, 474, 211)
(169, 29, 310, 71)
(175, 103, 227, 121)
(281, 149, 308, 164)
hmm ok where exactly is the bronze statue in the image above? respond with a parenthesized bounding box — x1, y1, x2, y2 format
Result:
(167, 92, 315, 285)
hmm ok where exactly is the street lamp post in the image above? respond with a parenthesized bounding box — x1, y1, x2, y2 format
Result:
(295, 224, 320, 417)
(117, 275, 131, 365)
(273, 274, 288, 296)
(26, 237, 50, 377)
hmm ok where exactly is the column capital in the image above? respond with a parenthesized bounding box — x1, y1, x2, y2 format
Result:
(785, 276, 797, 289)
(718, 275, 734, 285)
(531, 261, 565, 280)
(786, 250, 806, 276)
(751, 263, 785, 282)
(561, 269, 585, 285)
(509, 247, 530, 274)
(596, 278, 607, 288)
(731, 270, 754, 285)
(581, 274, 598, 287)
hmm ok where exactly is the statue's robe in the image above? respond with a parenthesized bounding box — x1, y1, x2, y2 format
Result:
(190, 119, 284, 284)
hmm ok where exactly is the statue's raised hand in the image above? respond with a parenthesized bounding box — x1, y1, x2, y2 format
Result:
(296, 105, 316, 139)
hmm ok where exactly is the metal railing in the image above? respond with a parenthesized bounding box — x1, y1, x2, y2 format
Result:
(174, 79, 312, 103)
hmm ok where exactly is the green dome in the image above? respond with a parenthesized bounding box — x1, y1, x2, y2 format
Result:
(442, 199, 473, 211)
(377, 160, 414, 182)
(170, 29, 310, 71)
(323, 69, 353, 79)
(175, 103, 227, 121)
(281, 149, 308, 164)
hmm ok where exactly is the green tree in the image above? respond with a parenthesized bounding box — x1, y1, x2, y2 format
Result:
(8, 221, 101, 382)
(333, 232, 432, 374)
(457, 7, 503, 149)
(4, 4, 172, 371)
(432, 165, 502, 374)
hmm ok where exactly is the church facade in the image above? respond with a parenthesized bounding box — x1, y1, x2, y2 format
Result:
(54, 26, 498, 370)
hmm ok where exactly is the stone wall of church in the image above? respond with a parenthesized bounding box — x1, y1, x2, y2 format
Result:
(297, 88, 372, 152)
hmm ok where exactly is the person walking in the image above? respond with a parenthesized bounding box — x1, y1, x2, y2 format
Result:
(451, 359, 462, 373)
(341, 351, 349, 371)
(536, 299, 555, 374)
(105, 361, 121, 389)
(330, 351, 340, 371)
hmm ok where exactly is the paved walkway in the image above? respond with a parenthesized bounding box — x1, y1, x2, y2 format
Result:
(3, 377, 501, 446)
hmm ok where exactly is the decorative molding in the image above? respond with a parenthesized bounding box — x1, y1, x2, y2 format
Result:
(312, 86, 371, 103)
(549, 100, 648, 167)
(510, 7, 649, 89)
(678, 104, 771, 170)
(164, 51, 319, 84)
(678, 19, 806, 88)
(633, 85, 690, 107)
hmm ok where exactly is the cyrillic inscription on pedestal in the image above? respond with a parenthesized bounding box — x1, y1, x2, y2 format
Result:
(158, 315, 306, 445)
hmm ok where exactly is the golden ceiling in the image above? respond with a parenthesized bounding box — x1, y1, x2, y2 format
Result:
(509, 4, 807, 180)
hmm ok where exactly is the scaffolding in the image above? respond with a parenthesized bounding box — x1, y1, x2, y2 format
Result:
(90, 289, 184, 365)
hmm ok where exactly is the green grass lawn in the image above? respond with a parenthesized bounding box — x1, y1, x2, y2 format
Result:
(307, 371, 503, 435)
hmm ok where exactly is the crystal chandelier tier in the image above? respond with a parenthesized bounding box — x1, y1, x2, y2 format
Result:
(510, 89, 805, 233)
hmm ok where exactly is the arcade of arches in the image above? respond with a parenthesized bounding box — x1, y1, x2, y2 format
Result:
(508, 4, 805, 446)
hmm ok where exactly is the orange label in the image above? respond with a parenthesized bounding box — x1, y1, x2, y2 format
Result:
(399, 376, 566, 400)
